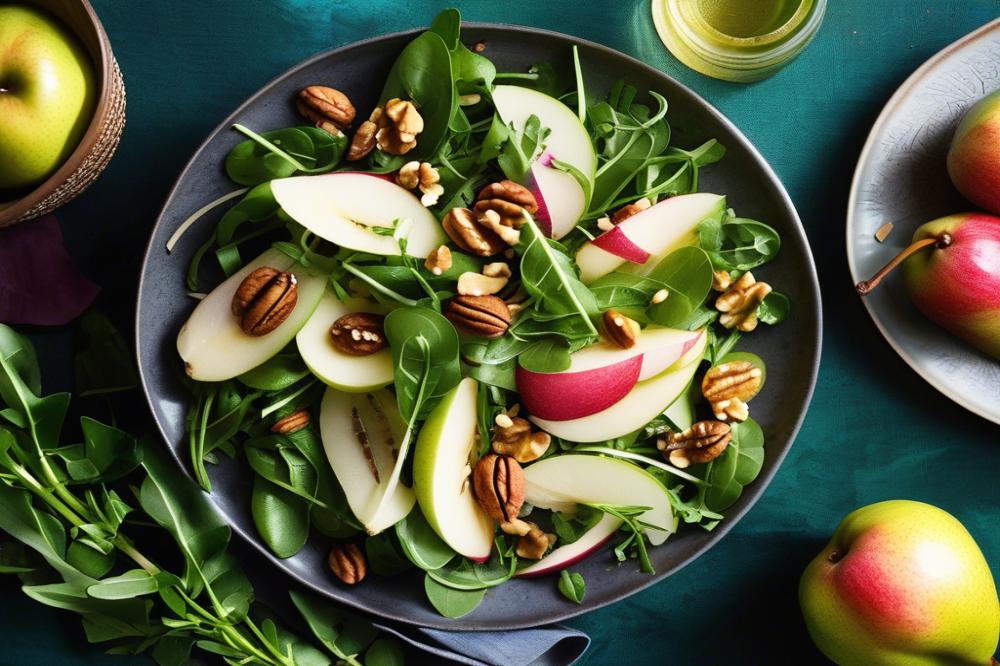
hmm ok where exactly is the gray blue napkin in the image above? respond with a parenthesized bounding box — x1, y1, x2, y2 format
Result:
(374, 622, 590, 666)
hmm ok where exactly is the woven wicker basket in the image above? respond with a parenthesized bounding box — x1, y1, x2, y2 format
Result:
(0, 0, 126, 227)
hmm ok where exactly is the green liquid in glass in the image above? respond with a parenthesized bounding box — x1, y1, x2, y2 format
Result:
(695, 0, 801, 38)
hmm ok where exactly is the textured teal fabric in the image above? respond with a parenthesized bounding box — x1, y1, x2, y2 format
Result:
(1, 1, 998, 664)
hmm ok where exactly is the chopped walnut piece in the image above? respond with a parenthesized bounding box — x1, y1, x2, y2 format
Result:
(492, 416, 551, 463)
(715, 271, 772, 332)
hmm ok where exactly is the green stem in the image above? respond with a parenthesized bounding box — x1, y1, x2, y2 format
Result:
(493, 71, 540, 81)
(342, 263, 419, 307)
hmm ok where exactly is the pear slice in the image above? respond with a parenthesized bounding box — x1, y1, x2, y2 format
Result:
(177, 248, 327, 382)
(413, 378, 494, 562)
(296, 293, 393, 392)
(319, 387, 416, 535)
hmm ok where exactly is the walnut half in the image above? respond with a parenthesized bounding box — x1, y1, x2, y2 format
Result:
(492, 416, 551, 463)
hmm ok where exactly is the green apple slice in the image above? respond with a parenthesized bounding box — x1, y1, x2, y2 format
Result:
(319, 387, 415, 535)
(296, 293, 393, 392)
(523, 454, 678, 545)
(413, 378, 494, 562)
(529, 330, 707, 442)
(177, 249, 326, 381)
(270, 172, 446, 257)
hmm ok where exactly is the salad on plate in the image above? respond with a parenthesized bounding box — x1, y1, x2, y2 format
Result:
(170, 9, 789, 618)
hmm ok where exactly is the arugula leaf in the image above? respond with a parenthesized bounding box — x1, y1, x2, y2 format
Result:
(698, 216, 781, 272)
(498, 115, 549, 182)
(225, 125, 346, 186)
(290, 589, 379, 662)
(558, 569, 586, 604)
(518, 213, 599, 336)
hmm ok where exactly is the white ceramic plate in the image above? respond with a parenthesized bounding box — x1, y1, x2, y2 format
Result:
(847, 18, 1000, 426)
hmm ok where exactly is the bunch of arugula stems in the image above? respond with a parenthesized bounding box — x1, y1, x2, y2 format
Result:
(0, 319, 405, 666)
(176, 9, 790, 617)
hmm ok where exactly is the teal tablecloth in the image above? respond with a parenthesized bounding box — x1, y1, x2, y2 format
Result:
(3, 1, 998, 663)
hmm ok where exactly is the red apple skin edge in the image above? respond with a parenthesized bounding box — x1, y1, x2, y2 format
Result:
(515, 354, 643, 421)
(947, 89, 1000, 215)
(856, 213, 1000, 360)
(590, 225, 651, 263)
(514, 533, 617, 579)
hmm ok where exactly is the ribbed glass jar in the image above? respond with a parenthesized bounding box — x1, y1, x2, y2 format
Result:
(652, 0, 827, 83)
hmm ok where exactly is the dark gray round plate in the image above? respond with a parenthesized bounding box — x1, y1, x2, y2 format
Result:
(137, 24, 821, 630)
(847, 18, 1000, 425)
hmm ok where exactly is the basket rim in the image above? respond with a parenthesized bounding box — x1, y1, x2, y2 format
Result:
(0, 0, 119, 226)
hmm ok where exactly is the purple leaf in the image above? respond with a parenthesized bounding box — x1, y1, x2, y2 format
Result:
(0, 215, 100, 326)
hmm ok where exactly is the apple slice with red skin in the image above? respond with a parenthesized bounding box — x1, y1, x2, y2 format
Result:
(492, 85, 596, 239)
(529, 330, 707, 442)
(576, 192, 726, 283)
(516, 327, 705, 421)
(515, 513, 623, 578)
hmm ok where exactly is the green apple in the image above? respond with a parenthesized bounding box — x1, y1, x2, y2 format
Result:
(176, 249, 327, 381)
(0, 6, 96, 189)
(296, 293, 394, 392)
(523, 454, 678, 545)
(800, 500, 999, 665)
(318, 387, 415, 535)
(412, 378, 494, 562)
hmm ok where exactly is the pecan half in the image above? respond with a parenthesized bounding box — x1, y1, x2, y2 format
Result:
(659, 420, 731, 468)
(716, 271, 772, 332)
(442, 207, 506, 257)
(330, 313, 386, 356)
(473, 180, 538, 229)
(271, 409, 311, 434)
(328, 543, 366, 585)
(515, 521, 557, 560)
(603, 309, 640, 349)
(702, 360, 762, 423)
(231, 267, 298, 336)
(472, 454, 525, 523)
(444, 295, 511, 338)
(296, 86, 355, 132)
(492, 416, 551, 463)
(346, 120, 377, 161)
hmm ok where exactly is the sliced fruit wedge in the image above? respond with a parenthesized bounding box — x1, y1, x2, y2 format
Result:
(529, 330, 707, 442)
(319, 387, 415, 535)
(516, 513, 623, 578)
(523, 454, 678, 545)
(516, 327, 705, 421)
(413, 378, 494, 562)
(493, 85, 596, 239)
(177, 248, 326, 381)
(270, 172, 445, 257)
(296, 293, 393, 392)
(576, 192, 726, 283)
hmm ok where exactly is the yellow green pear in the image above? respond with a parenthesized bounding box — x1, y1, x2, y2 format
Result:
(800, 500, 999, 665)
